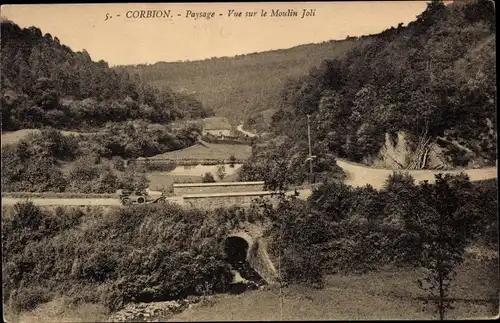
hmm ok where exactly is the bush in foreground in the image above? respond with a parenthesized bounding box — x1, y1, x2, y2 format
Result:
(1, 202, 255, 314)
(261, 172, 496, 290)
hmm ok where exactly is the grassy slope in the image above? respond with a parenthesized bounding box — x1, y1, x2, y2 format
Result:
(149, 142, 252, 161)
(121, 37, 373, 127)
(1, 129, 94, 147)
(8, 252, 496, 322)
(170, 256, 498, 321)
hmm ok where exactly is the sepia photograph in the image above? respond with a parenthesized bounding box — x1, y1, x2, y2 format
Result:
(1, 1, 498, 321)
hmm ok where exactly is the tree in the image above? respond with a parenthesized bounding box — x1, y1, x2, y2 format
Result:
(239, 138, 308, 192)
(265, 196, 327, 289)
(415, 173, 482, 320)
(229, 155, 236, 168)
(0, 20, 209, 131)
(118, 169, 148, 190)
(216, 165, 226, 180)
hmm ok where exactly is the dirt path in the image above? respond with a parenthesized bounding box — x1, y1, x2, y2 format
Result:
(236, 124, 257, 138)
(294, 159, 497, 200)
(337, 159, 497, 189)
(1, 198, 121, 206)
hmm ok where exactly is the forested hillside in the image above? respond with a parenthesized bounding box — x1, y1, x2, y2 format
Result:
(239, 0, 496, 184)
(1, 19, 210, 193)
(116, 36, 372, 127)
(0, 20, 212, 131)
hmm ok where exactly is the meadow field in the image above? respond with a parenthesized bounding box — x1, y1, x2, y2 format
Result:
(8, 247, 497, 322)
(170, 253, 498, 321)
(148, 142, 252, 161)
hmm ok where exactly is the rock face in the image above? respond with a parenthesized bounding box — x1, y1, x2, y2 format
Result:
(369, 132, 412, 169)
(247, 238, 278, 284)
(365, 131, 490, 170)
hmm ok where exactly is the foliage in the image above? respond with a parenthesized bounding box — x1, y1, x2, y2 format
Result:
(472, 179, 498, 247)
(2, 202, 255, 313)
(201, 172, 216, 183)
(239, 137, 345, 189)
(263, 196, 327, 288)
(229, 155, 236, 168)
(216, 165, 226, 180)
(0, 20, 211, 131)
(116, 36, 367, 128)
(1, 124, 200, 193)
(85, 121, 200, 159)
(1, 138, 67, 192)
(415, 173, 483, 319)
(258, 171, 496, 290)
(266, 0, 496, 167)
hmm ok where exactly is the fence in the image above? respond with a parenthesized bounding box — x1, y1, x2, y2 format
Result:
(128, 158, 246, 169)
(201, 134, 255, 145)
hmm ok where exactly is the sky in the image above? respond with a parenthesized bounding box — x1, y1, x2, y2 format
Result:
(1, 1, 439, 66)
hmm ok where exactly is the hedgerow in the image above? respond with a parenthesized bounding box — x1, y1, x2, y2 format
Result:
(1, 202, 256, 314)
(263, 173, 497, 287)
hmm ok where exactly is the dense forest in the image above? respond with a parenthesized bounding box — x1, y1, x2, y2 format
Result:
(116, 35, 371, 127)
(0, 20, 212, 131)
(239, 0, 496, 183)
(273, 0, 495, 163)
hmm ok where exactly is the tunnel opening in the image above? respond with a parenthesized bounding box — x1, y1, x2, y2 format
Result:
(224, 236, 249, 263)
(224, 235, 267, 294)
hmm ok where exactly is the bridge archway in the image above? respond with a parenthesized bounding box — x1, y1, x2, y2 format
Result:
(224, 232, 254, 262)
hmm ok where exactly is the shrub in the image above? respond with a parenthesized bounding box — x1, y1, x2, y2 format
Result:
(281, 244, 324, 288)
(76, 250, 119, 283)
(1, 122, 200, 193)
(202, 172, 216, 183)
(8, 286, 53, 312)
(112, 156, 126, 172)
(229, 155, 236, 168)
(1, 143, 67, 192)
(263, 172, 495, 281)
(2, 202, 249, 313)
(117, 170, 148, 190)
(264, 197, 328, 287)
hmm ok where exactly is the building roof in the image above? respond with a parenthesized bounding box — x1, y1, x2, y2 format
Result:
(202, 117, 232, 130)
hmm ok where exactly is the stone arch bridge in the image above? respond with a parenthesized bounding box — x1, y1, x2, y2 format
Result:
(223, 223, 279, 285)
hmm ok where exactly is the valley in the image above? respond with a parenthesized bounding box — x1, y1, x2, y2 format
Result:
(1, 1, 498, 322)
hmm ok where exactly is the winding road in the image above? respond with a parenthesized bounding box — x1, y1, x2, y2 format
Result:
(2, 161, 496, 206)
(295, 159, 497, 200)
(2, 124, 496, 206)
(236, 124, 257, 138)
(337, 159, 497, 189)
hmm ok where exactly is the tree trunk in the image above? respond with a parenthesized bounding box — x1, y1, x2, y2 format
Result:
(439, 268, 445, 320)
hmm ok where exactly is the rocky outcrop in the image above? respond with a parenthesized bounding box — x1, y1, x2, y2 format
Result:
(107, 297, 209, 322)
(247, 238, 278, 284)
(365, 131, 491, 170)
